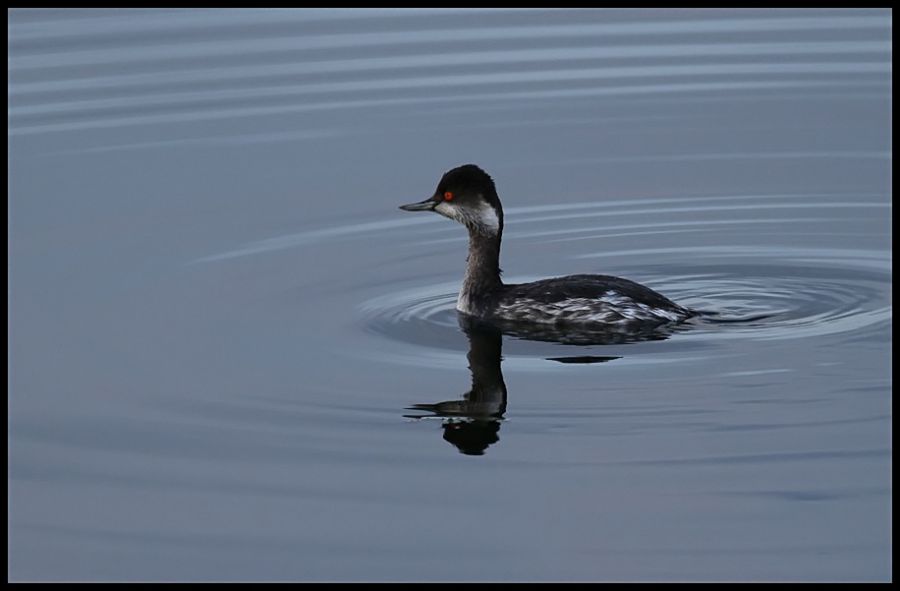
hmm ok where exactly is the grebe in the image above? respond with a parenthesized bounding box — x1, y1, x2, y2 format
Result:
(399, 164, 695, 334)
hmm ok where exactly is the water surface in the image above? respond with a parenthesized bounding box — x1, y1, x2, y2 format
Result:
(8, 8, 892, 582)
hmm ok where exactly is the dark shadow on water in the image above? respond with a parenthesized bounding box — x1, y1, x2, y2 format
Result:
(404, 318, 508, 456)
(404, 309, 775, 455)
(546, 355, 621, 364)
(403, 315, 673, 456)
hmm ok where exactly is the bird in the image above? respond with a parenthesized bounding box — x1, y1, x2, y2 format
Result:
(399, 164, 695, 342)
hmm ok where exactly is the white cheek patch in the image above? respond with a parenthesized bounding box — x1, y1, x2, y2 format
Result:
(474, 202, 500, 234)
(435, 200, 500, 235)
(434, 200, 459, 222)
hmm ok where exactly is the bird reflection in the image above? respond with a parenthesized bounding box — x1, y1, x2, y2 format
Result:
(405, 318, 508, 456)
(405, 316, 627, 456)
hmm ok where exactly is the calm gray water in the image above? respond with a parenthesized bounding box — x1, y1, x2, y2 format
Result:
(8, 8, 892, 582)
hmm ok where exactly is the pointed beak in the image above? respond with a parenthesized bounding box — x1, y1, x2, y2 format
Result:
(399, 198, 438, 212)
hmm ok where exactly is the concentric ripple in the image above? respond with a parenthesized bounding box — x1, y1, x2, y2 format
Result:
(187, 190, 889, 360)
(359, 257, 891, 349)
(355, 194, 891, 361)
(656, 257, 891, 342)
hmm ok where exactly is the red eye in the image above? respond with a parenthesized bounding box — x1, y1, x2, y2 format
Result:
(443, 191, 454, 201)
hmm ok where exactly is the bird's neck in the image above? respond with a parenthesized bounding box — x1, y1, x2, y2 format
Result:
(458, 228, 503, 314)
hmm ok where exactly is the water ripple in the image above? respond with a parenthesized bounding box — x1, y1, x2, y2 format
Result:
(11, 40, 889, 95)
(8, 10, 890, 143)
(10, 15, 889, 64)
(351, 195, 890, 360)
